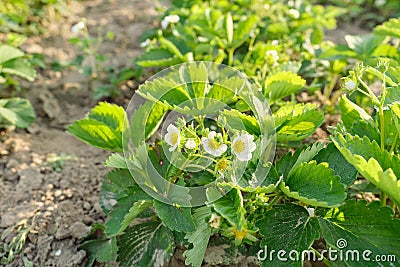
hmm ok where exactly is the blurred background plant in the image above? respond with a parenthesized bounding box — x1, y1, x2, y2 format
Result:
(0, 0, 67, 35)
(63, 19, 143, 100)
(315, 0, 400, 28)
(0, 0, 66, 130)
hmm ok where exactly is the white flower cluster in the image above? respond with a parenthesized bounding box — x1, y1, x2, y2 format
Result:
(161, 15, 180, 29)
(165, 124, 256, 161)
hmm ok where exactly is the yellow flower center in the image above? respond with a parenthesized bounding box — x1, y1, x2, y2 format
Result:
(171, 133, 179, 145)
(233, 140, 245, 153)
(216, 158, 230, 171)
(208, 139, 220, 150)
(232, 227, 248, 240)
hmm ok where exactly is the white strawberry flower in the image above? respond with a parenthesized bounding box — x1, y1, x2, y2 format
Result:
(71, 21, 85, 33)
(185, 139, 196, 150)
(266, 49, 279, 61)
(345, 80, 356, 90)
(209, 213, 221, 229)
(140, 39, 151, 48)
(161, 15, 180, 29)
(231, 134, 256, 161)
(165, 124, 181, 151)
(288, 9, 300, 19)
(202, 131, 227, 157)
(271, 40, 279, 46)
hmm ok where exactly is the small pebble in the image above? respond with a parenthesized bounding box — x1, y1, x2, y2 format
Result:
(70, 221, 90, 239)
(83, 202, 91, 210)
(55, 249, 62, 256)
(54, 189, 62, 197)
(64, 188, 73, 198)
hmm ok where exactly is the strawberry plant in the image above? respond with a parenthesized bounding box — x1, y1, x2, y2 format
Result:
(137, 0, 345, 96)
(69, 62, 400, 266)
(333, 62, 400, 207)
(320, 18, 400, 73)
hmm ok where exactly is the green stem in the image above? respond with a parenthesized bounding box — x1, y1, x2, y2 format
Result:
(379, 106, 385, 152)
(324, 74, 338, 105)
(267, 195, 282, 209)
(355, 88, 371, 98)
(190, 153, 218, 163)
(357, 77, 379, 106)
(390, 131, 399, 154)
(228, 48, 235, 66)
(242, 36, 256, 63)
(381, 191, 387, 207)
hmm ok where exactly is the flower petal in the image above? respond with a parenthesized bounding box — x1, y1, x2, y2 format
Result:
(167, 124, 178, 133)
(208, 131, 217, 139)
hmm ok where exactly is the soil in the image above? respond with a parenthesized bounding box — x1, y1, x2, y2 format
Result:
(0, 1, 364, 266)
(0, 0, 161, 266)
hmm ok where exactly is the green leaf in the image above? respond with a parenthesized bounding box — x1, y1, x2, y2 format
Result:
(2, 58, 36, 81)
(206, 76, 242, 104)
(274, 103, 324, 142)
(0, 45, 24, 65)
(390, 102, 400, 134)
(280, 161, 346, 207)
(68, 119, 123, 151)
(276, 143, 324, 180)
(153, 200, 195, 232)
(68, 102, 126, 152)
(178, 61, 208, 107)
(374, 18, 400, 39)
(365, 67, 398, 88)
(314, 142, 357, 187)
(332, 134, 400, 206)
(137, 77, 191, 108)
(117, 221, 175, 267)
(89, 102, 126, 132)
(344, 34, 385, 59)
(318, 200, 400, 266)
(208, 188, 246, 230)
(104, 193, 152, 236)
(380, 109, 400, 148)
(311, 27, 323, 44)
(231, 15, 258, 48)
(339, 95, 374, 129)
(256, 203, 320, 267)
(80, 237, 118, 267)
(159, 37, 184, 59)
(100, 170, 136, 215)
(119, 200, 153, 233)
(130, 101, 167, 147)
(338, 95, 380, 141)
(219, 109, 260, 135)
(264, 71, 306, 102)
(288, 142, 324, 176)
(104, 153, 128, 169)
(183, 206, 212, 267)
(136, 48, 183, 67)
(319, 45, 357, 60)
(275, 148, 304, 179)
(384, 86, 400, 106)
(0, 97, 35, 128)
(22, 256, 33, 267)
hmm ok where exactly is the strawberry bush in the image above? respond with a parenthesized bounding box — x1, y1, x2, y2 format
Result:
(68, 0, 400, 266)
